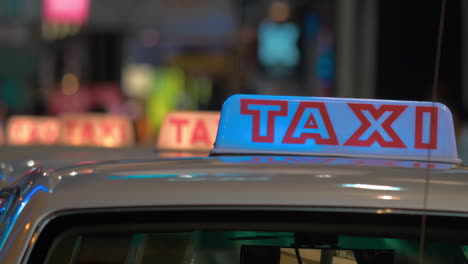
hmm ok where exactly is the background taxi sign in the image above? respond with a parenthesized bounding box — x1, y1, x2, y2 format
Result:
(157, 111, 220, 151)
(7, 116, 60, 145)
(212, 94, 460, 163)
(59, 114, 134, 147)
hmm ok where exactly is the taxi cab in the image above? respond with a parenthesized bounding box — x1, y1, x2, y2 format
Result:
(0, 94, 467, 264)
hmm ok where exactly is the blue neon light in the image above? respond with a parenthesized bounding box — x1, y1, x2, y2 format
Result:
(108, 174, 179, 180)
(0, 185, 48, 256)
(258, 20, 300, 67)
(107, 173, 208, 180)
(216, 157, 454, 169)
(212, 95, 459, 163)
(341, 184, 403, 191)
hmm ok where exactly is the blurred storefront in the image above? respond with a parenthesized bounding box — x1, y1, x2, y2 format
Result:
(1, 0, 467, 155)
(0, 0, 378, 145)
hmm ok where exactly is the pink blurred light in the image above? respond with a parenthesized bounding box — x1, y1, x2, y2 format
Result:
(42, 0, 90, 24)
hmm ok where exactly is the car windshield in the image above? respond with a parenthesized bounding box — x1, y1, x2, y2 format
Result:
(29, 210, 468, 264)
(42, 231, 422, 264)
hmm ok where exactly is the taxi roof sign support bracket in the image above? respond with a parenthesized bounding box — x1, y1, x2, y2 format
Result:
(209, 149, 461, 164)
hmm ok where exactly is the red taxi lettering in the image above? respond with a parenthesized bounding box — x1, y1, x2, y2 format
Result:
(42, 121, 59, 144)
(100, 121, 123, 146)
(29, 125, 40, 143)
(282, 102, 338, 145)
(415, 106, 438, 149)
(191, 119, 211, 145)
(15, 121, 28, 142)
(101, 122, 115, 141)
(10, 120, 29, 143)
(344, 104, 407, 148)
(412, 162, 436, 169)
(349, 159, 399, 166)
(9, 118, 60, 145)
(120, 122, 130, 143)
(241, 99, 288, 143)
(238, 100, 441, 150)
(239, 157, 289, 164)
(169, 118, 188, 144)
(65, 120, 79, 142)
(82, 122, 94, 143)
(284, 157, 337, 164)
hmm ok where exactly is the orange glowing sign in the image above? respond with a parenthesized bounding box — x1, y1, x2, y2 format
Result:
(157, 111, 220, 151)
(7, 116, 61, 145)
(60, 114, 134, 147)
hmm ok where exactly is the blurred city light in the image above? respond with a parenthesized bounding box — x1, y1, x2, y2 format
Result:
(61, 74, 80, 95)
(146, 67, 185, 132)
(258, 21, 300, 67)
(122, 64, 154, 99)
(0, 0, 461, 154)
(42, 23, 81, 41)
(140, 29, 160, 48)
(258, 1, 300, 77)
(42, 0, 90, 24)
(269, 1, 290, 22)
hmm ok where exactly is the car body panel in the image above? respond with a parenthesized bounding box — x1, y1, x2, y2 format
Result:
(1, 156, 467, 263)
(0, 146, 208, 188)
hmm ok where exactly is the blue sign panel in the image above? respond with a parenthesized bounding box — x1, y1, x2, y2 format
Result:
(212, 95, 459, 163)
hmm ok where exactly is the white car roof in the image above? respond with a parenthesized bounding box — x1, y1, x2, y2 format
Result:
(10, 156, 468, 212)
(2, 156, 468, 263)
(0, 146, 201, 187)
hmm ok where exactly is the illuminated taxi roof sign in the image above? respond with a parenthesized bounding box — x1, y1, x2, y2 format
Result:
(157, 111, 220, 151)
(59, 114, 134, 147)
(7, 116, 60, 145)
(212, 95, 460, 164)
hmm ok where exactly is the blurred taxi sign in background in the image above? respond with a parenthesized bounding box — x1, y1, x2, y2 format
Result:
(7, 116, 60, 146)
(157, 111, 219, 151)
(60, 114, 134, 147)
(213, 95, 459, 163)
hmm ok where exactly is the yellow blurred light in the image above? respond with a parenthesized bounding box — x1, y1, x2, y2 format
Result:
(378, 195, 400, 200)
(25, 223, 31, 231)
(30, 233, 38, 244)
(102, 133, 119, 147)
(42, 23, 54, 41)
(122, 64, 154, 98)
(62, 73, 80, 95)
(51, 23, 61, 39)
(69, 24, 81, 35)
(42, 23, 81, 40)
(269, 1, 290, 22)
(376, 209, 393, 214)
